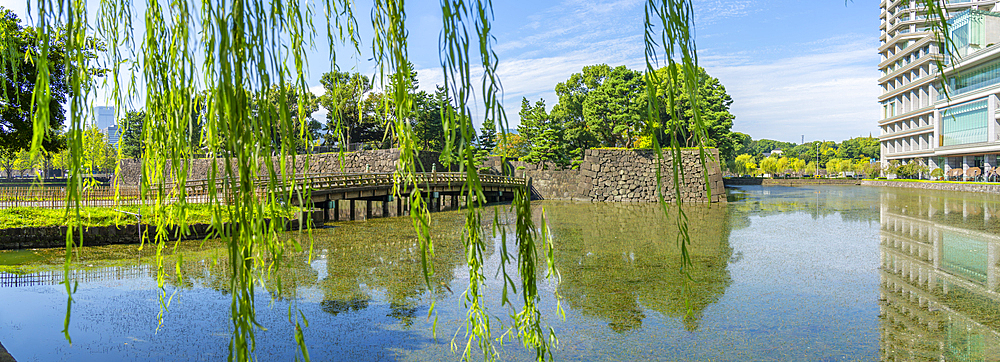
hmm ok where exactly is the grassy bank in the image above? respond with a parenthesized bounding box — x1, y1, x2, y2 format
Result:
(0, 204, 298, 229)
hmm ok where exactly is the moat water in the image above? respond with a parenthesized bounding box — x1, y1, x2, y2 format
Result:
(0, 185, 998, 361)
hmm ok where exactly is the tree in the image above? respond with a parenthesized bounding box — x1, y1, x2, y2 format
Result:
(12, 148, 32, 177)
(318, 71, 375, 148)
(550, 65, 603, 159)
(733, 154, 756, 177)
(653, 65, 737, 161)
(53, 126, 115, 174)
(582, 65, 645, 148)
(789, 158, 807, 176)
(493, 133, 529, 159)
(760, 156, 786, 178)
(119, 111, 145, 159)
(826, 158, 855, 177)
(518, 98, 569, 167)
(858, 160, 881, 179)
(84, 126, 115, 173)
(478, 121, 497, 153)
(412, 86, 449, 151)
(930, 167, 944, 179)
(0, 146, 18, 178)
(0, 9, 84, 158)
(837, 136, 880, 161)
(805, 161, 819, 175)
(255, 84, 320, 153)
(729, 132, 752, 158)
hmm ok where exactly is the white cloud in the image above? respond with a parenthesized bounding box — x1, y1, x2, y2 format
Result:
(411, 36, 647, 130)
(702, 36, 882, 142)
(692, 0, 762, 25)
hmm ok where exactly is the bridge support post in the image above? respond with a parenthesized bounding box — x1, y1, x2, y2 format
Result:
(382, 196, 389, 217)
(322, 197, 331, 222)
(366, 200, 373, 219)
(333, 200, 340, 221)
(451, 194, 458, 210)
(350, 200, 356, 221)
(397, 196, 402, 216)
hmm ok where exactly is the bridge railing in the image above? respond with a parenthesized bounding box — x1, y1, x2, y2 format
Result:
(0, 172, 527, 209)
(269, 172, 527, 194)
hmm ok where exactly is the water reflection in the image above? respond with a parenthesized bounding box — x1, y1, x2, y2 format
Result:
(727, 185, 881, 225)
(541, 201, 733, 332)
(879, 188, 1000, 361)
(0, 215, 472, 360)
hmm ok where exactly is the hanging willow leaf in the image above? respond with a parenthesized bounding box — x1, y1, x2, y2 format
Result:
(23, 0, 961, 361)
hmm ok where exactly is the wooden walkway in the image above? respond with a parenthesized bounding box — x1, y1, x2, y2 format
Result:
(0, 172, 528, 210)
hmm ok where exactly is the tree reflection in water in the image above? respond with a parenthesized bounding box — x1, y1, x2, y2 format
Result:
(540, 201, 733, 332)
(313, 216, 465, 327)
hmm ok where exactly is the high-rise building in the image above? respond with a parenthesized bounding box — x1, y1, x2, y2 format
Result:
(93, 106, 119, 148)
(94, 106, 114, 129)
(878, 1, 1000, 178)
(106, 125, 121, 148)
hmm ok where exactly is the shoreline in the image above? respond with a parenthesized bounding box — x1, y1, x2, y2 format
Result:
(0, 215, 318, 251)
(859, 180, 1000, 195)
(726, 177, 1000, 195)
(723, 178, 860, 186)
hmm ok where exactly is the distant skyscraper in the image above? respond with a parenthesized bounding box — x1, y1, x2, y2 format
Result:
(94, 106, 114, 129)
(94, 106, 118, 148)
(106, 125, 121, 148)
(879, 1, 1000, 177)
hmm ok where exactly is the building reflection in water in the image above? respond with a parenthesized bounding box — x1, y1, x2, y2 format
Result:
(879, 189, 1000, 361)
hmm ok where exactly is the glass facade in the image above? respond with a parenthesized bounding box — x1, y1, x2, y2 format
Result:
(942, 231, 988, 285)
(941, 99, 989, 146)
(942, 59, 1000, 99)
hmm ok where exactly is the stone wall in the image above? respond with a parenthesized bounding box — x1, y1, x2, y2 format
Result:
(862, 180, 1000, 195)
(114, 148, 725, 203)
(114, 149, 449, 184)
(484, 148, 725, 203)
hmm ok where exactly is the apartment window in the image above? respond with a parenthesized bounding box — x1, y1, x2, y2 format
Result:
(941, 99, 989, 146)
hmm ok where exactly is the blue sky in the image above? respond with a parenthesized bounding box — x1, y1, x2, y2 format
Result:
(7, 0, 882, 143)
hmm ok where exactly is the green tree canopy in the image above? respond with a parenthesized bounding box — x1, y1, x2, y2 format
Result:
(0, 9, 75, 155)
(119, 110, 145, 159)
(653, 65, 736, 161)
(412, 86, 451, 152)
(518, 97, 569, 167)
(582, 65, 645, 148)
(318, 71, 376, 147)
(254, 84, 320, 153)
(519, 64, 737, 166)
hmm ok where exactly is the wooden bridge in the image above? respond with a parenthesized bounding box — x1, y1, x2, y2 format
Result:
(274, 172, 528, 221)
(1, 172, 529, 221)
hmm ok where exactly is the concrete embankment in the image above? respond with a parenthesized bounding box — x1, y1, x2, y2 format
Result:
(0, 211, 324, 250)
(724, 178, 861, 187)
(861, 180, 1000, 195)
